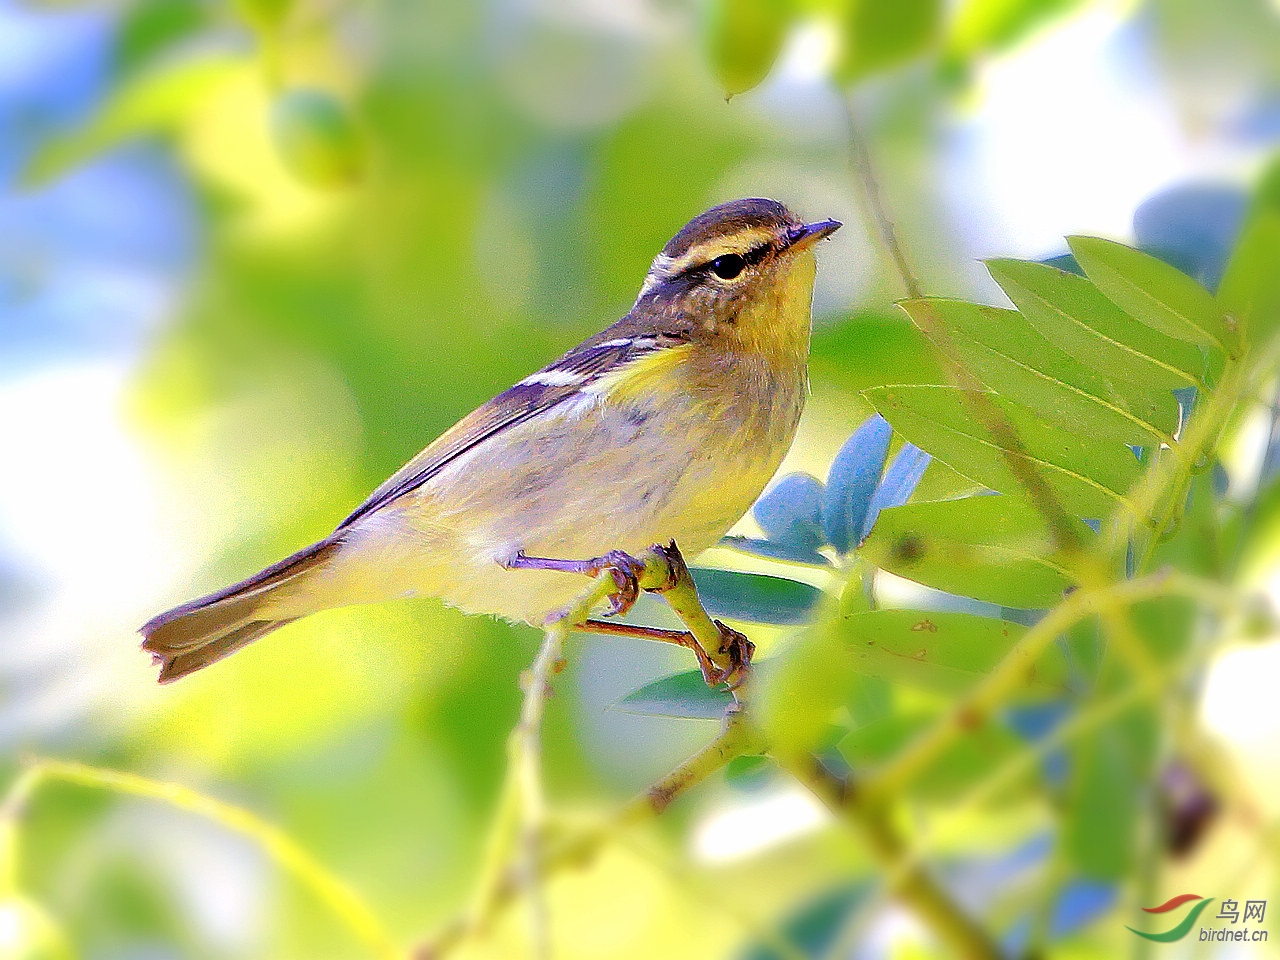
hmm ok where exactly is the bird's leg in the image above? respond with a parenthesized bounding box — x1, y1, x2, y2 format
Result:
(503, 541, 753, 689)
(577, 619, 739, 688)
(504, 549, 646, 616)
(642, 541, 754, 690)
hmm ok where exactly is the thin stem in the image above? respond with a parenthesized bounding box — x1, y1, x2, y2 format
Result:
(840, 92, 922, 301)
(7, 759, 400, 960)
(865, 571, 1240, 802)
(417, 714, 762, 959)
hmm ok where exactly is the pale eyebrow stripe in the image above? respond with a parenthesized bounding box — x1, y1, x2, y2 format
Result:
(655, 227, 779, 277)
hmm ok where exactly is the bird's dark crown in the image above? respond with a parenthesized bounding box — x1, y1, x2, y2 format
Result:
(661, 198, 800, 261)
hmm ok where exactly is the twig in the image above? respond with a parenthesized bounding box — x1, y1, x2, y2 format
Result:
(865, 570, 1241, 803)
(3, 759, 400, 960)
(840, 93, 922, 301)
(417, 713, 762, 959)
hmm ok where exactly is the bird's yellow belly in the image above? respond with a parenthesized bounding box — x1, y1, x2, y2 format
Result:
(328, 370, 805, 625)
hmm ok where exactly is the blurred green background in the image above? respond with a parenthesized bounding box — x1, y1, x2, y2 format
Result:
(2, 0, 1280, 957)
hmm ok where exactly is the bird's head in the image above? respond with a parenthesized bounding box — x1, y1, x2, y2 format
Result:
(633, 198, 840, 366)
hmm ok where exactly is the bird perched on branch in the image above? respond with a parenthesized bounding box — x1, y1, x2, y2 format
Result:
(141, 198, 840, 683)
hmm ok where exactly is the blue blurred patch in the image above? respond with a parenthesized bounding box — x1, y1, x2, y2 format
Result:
(1133, 185, 1247, 291)
(0, 2, 198, 378)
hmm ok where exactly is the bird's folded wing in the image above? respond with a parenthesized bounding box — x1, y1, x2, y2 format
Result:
(335, 330, 692, 530)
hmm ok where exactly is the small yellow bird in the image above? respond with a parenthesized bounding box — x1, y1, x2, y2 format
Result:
(141, 198, 840, 683)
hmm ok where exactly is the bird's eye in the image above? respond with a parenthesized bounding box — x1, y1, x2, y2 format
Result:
(709, 254, 746, 281)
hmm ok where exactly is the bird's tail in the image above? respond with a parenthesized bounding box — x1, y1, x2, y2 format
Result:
(140, 537, 341, 683)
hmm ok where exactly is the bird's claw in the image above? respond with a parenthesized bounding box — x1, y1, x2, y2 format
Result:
(588, 550, 644, 617)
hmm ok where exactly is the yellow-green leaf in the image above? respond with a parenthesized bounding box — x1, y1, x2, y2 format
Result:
(22, 54, 242, 187)
(839, 712, 1027, 799)
(901, 298, 1178, 446)
(860, 495, 1086, 607)
(703, 0, 792, 97)
(270, 88, 365, 190)
(835, 609, 1069, 694)
(1217, 211, 1280, 353)
(865, 384, 1143, 520)
(839, 0, 942, 81)
(986, 259, 1208, 389)
(1067, 235, 1229, 351)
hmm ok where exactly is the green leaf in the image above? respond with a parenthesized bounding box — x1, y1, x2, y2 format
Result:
(986, 259, 1207, 389)
(946, 0, 1084, 60)
(1066, 236, 1229, 351)
(755, 623, 861, 756)
(233, 0, 294, 30)
(859, 496, 1088, 607)
(838, 713, 1027, 799)
(22, 54, 242, 187)
(115, 0, 210, 76)
(270, 88, 365, 190)
(703, 0, 792, 97)
(613, 669, 733, 719)
(864, 384, 1144, 520)
(838, 0, 942, 80)
(834, 609, 1069, 694)
(900, 298, 1178, 446)
(691, 568, 823, 625)
(1063, 705, 1157, 879)
(1217, 211, 1280, 353)
(725, 755, 775, 792)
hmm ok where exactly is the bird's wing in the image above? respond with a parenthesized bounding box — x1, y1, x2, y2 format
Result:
(335, 330, 692, 530)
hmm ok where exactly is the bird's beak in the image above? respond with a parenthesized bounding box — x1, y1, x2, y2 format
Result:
(785, 219, 842, 252)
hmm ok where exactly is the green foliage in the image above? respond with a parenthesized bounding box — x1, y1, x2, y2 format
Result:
(860, 497, 1083, 607)
(702, 0, 794, 97)
(22, 53, 242, 187)
(898, 299, 1178, 446)
(837, 609, 1067, 694)
(11, 1, 1280, 956)
(1066, 236, 1230, 352)
(1063, 704, 1157, 880)
(837, 0, 943, 80)
(985, 258, 1208, 388)
(614, 668, 734, 719)
(839, 712, 1026, 799)
(946, 0, 1085, 61)
(691, 568, 824, 625)
(866, 383, 1143, 518)
(270, 88, 366, 189)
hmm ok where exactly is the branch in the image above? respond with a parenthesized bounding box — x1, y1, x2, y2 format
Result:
(416, 712, 762, 959)
(3, 759, 400, 960)
(865, 570, 1242, 802)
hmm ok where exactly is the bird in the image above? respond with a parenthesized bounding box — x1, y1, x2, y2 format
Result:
(140, 198, 841, 683)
